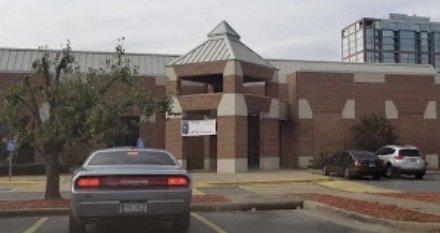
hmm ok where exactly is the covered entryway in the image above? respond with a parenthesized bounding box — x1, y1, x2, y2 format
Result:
(248, 114, 260, 169)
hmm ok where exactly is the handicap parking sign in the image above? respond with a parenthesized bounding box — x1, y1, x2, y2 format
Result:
(136, 137, 145, 149)
(6, 139, 17, 152)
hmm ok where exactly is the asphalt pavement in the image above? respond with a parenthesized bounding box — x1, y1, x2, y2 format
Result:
(0, 210, 371, 233)
(355, 172, 440, 193)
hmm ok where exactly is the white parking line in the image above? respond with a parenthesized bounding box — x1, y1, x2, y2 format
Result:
(23, 217, 48, 233)
(191, 213, 227, 233)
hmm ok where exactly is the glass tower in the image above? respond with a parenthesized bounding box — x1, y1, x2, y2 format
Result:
(342, 13, 440, 72)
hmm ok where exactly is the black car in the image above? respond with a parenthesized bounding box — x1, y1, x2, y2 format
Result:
(323, 150, 384, 179)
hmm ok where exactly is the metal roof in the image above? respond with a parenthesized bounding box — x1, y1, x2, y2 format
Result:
(207, 20, 241, 40)
(170, 21, 272, 67)
(0, 47, 178, 76)
(268, 59, 437, 76)
(0, 47, 437, 79)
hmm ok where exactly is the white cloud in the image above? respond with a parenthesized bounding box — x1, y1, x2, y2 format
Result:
(0, 0, 439, 60)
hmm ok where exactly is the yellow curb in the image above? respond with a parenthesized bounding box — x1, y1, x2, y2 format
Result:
(317, 181, 401, 194)
(0, 181, 45, 185)
(193, 178, 334, 188)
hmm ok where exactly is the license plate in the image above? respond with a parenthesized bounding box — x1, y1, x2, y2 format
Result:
(122, 202, 147, 213)
(369, 163, 376, 168)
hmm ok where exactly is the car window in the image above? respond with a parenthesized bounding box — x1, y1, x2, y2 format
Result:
(352, 151, 376, 159)
(87, 151, 176, 166)
(399, 149, 421, 157)
(378, 148, 394, 155)
(386, 148, 395, 154)
(376, 148, 386, 155)
(342, 152, 351, 160)
(333, 151, 342, 159)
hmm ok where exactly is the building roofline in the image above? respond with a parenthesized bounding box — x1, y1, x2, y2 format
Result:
(267, 58, 434, 68)
(0, 46, 180, 57)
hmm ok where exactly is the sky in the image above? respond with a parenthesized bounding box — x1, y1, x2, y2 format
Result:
(1, 0, 439, 61)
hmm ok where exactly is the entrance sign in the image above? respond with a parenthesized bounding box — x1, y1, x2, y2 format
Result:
(181, 119, 216, 137)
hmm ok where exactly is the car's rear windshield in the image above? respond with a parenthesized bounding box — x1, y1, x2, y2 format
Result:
(400, 149, 421, 157)
(352, 152, 376, 159)
(87, 151, 176, 166)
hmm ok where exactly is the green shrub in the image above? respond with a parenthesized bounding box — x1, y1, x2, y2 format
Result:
(352, 114, 398, 152)
(309, 151, 329, 169)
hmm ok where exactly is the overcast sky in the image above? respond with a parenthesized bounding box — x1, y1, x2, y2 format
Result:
(1, 0, 439, 61)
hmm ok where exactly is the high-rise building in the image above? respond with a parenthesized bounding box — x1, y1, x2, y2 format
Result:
(342, 13, 440, 71)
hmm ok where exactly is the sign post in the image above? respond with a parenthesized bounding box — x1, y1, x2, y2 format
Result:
(6, 139, 17, 181)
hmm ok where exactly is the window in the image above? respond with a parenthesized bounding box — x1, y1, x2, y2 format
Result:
(400, 53, 416, 64)
(420, 54, 429, 64)
(382, 52, 395, 63)
(399, 149, 421, 157)
(88, 151, 176, 166)
(381, 30, 394, 51)
(399, 31, 415, 52)
(434, 33, 440, 53)
(420, 32, 429, 52)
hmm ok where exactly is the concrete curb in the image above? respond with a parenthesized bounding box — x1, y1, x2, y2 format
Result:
(0, 200, 304, 217)
(303, 200, 440, 233)
(193, 177, 333, 188)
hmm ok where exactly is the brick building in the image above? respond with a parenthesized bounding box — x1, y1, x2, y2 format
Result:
(0, 21, 439, 171)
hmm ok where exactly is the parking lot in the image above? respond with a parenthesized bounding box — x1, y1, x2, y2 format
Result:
(355, 172, 440, 193)
(0, 171, 438, 233)
(0, 210, 372, 233)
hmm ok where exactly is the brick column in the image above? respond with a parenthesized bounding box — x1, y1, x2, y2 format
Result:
(216, 61, 248, 173)
(260, 99, 281, 170)
(165, 67, 185, 167)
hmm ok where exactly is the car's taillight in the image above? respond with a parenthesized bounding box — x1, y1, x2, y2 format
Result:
(75, 175, 189, 189)
(76, 177, 100, 188)
(354, 160, 362, 167)
(167, 176, 189, 186)
(395, 155, 405, 160)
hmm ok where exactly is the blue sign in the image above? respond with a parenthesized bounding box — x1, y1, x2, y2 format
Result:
(136, 137, 145, 149)
(6, 139, 17, 152)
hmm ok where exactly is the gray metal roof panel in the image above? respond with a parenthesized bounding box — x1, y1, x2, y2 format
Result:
(0, 47, 179, 76)
(268, 59, 437, 76)
(170, 21, 272, 68)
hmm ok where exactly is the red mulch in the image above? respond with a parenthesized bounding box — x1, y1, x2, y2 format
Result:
(0, 199, 70, 210)
(372, 192, 440, 204)
(191, 194, 230, 203)
(0, 194, 230, 211)
(299, 193, 440, 223)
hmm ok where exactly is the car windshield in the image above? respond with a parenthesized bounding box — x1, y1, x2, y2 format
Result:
(351, 152, 376, 159)
(87, 151, 176, 166)
(400, 149, 421, 157)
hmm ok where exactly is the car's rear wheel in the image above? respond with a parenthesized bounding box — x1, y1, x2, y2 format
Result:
(343, 168, 351, 179)
(173, 212, 189, 233)
(69, 212, 85, 233)
(385, 165, 395, 178)
(323, 166, 329, 176)
(372, 173, 380, 180)
(415, 173, 424, 180)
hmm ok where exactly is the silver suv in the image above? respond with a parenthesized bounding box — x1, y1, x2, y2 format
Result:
(375, 145, 426, 179)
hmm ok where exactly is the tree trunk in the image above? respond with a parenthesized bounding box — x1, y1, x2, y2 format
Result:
(45, 152, 61, 199)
